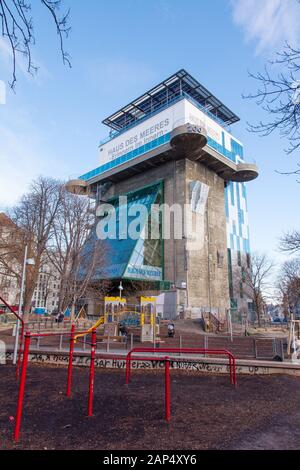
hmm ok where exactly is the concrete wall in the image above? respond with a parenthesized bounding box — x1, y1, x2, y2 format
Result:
(97, 157, 230, 319)
(5, 349, 300, 377)
(229, 250, 254, 321)
(185, 160, 229, 318)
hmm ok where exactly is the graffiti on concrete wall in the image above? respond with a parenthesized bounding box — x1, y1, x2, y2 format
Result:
(4, 350, 285, 376)
(0, 340, 6, 364)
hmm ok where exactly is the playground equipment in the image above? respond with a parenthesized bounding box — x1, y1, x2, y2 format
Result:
(288, 318, 300, 363)
(74, 315, 104, 342)
(11, 323, 237, 442)
(11, 323, 237, 441)
(104, 296, 126, 323)
(140, 296, 157, 343)
(75, 296, 160, 344)
(125, 347, 237, 387)
(74, 295, 158, 344)
(75, 306, 88, 320)
(13, 326, 89, 441)
(73, 294, 125, 344)
(119, 313, 140, 328)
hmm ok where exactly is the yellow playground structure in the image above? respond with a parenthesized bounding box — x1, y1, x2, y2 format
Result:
(74, 295, 159, 343)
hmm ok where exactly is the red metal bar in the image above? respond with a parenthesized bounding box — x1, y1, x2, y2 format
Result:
(11, 346, 236, 442)
(233, 356, 237, 387)
(125, 354, 130, 385)
(16, 322, 25, 379)
(128, 347, 235, 355)
(0, 295, 24, 325)
(88, 329, 96, 417)
(29, 329, 91, 338)
(165, 356, 171, 422)
(13, 332, 31, 442)
(66, 324, 75, 397)
(125, 347, 237, 386)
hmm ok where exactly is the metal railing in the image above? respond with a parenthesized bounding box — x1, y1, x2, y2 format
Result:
(173, 333, 285, 361)
(11, 326, 285, 361)
(98, 91, 232, 147)
(125, 347, 237, 387)
(13, 328, 238, 442)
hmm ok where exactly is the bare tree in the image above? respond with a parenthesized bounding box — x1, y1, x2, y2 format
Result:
(9, 176, 64, 318)
(280, 230, 300, 254)
(46, 188, 107, 320)
(82, 279, 112, 316)
(0, 0, 71, 89)
(277, 257, 300, 317)
(244, 253, 275, 326)
(1, 179, 109, 320)
(245, 40, 300, 170)
(0, 213, 26, 289)
(0, 213, 26, 306)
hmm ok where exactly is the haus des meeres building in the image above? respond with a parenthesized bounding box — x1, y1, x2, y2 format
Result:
(67, 70, 258, 321)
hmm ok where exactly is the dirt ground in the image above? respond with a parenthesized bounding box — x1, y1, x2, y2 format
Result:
(0, 364, 299, 450)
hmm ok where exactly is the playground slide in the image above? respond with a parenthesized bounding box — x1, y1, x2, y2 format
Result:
(74, 315, 104, 342)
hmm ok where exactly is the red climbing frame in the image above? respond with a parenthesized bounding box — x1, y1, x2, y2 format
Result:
(124, 347, 237, 424)
(12, 331, 237, 442)
(88, 329, 97, 417)
(13, 325, 92, 441)
(125, 347, 237, 387)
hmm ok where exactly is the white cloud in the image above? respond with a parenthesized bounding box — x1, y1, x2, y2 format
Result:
(230, 0, 300, 53)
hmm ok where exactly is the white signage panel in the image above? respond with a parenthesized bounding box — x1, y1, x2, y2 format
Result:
(185, 100, 243, 151)
(99, 100, 186, 164)
(99, 98, 243, 166)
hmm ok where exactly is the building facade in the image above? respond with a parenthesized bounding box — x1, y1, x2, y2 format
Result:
(0, 213, 20, 307)
(0, 213, 60, 314)
(32, 262, 60, 314)
(68, 70, 258, 321)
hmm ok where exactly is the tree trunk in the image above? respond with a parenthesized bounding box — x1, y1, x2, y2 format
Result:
(70, 300, 76, 323)
(254, 297, 262, 327)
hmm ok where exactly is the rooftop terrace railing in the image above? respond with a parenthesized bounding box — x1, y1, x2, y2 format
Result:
(99, 91, 233, 147)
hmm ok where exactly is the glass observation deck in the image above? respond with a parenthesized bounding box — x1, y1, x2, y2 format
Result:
(103, 69, 239, 130)
(99, 69, 240, 146)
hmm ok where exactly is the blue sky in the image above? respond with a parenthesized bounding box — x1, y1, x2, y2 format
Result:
(0, 0, 299, 267)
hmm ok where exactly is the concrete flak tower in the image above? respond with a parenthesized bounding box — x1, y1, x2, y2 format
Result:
(68, 70, 258, 322)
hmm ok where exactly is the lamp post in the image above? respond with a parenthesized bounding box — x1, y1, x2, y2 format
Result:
(118, 281, 123, 299)
(13, 246, 35, 364)
(153, 303, 157, 346)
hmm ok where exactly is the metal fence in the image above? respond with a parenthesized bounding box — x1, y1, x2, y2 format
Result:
(24, 328, 285, 360)
(160, 331, 285, 360)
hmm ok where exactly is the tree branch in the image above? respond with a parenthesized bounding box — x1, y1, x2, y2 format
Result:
(0, 0, 71, 89)
(245, 41, 300, 160)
